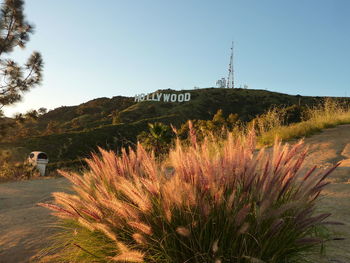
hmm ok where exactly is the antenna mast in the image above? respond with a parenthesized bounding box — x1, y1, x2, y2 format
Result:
(226, 42, 234, 89)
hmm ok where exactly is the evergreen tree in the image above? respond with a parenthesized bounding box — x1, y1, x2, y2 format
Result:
(38, 107, 47, 115)
(0, 0, 43, 134)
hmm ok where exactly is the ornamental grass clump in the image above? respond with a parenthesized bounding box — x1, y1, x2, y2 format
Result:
(38, 130, 338, 263)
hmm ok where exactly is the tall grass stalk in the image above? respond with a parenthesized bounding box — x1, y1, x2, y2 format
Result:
(38, 129, 337, 262)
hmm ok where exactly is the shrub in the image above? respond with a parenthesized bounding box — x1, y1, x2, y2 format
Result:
(249, 107, 287, 136)
(176, 110, 242, 144)
(284, 105, 305, 124)
(303, 98, 350, 123)
(0, 151, 40, 181)
(137, 122, 174, 157)
(38, 131, 338, 262)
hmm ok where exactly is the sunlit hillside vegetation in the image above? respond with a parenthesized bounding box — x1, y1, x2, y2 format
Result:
(1, 89, 350, 181)
(256, 98, 350, 146)
(0, 88, 333, 156)
(1, 88, 314, 143)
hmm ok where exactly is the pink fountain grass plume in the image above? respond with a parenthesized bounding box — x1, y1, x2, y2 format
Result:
(38, 127, 339, 262)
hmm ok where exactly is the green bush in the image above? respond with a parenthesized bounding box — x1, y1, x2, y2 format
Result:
(284, 105, 305, 124)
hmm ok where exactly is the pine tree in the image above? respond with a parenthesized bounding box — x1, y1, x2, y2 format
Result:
(0, 0, 43, 134)
(38, 107, 47, 115)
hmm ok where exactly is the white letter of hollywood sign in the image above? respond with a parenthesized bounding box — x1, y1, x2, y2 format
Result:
(134, 92, 191, 102)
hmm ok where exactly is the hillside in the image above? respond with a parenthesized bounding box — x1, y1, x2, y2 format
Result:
(23, 96, 135, 132)
(0, 88, 346, 165)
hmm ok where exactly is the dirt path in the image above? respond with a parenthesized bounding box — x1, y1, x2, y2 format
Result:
(300, 125, 350, 263)
(0, 178, 70, 263)
(1, 125, 350, 262)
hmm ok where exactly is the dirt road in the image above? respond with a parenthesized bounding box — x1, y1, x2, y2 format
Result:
(1, 125, 350, 262)
(0, 178, 69, 263)
(300, 125, 350, 263)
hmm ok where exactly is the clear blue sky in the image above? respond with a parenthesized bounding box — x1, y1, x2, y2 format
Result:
(4, 0, 350, 116)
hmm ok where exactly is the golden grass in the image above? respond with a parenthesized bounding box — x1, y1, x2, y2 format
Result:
(256, 98, 350, 146)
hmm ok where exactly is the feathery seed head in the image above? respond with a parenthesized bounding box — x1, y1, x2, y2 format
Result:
(176, 226, 191, 237)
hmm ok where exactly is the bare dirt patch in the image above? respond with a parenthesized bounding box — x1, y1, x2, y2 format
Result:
(300, 125, 350, 263)
(0, 178, 69, 263)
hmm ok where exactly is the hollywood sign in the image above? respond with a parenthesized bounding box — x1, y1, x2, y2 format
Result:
(134, 92, 191, 103)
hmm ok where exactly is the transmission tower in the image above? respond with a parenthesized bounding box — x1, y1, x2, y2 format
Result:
(226, 42, 234, 89)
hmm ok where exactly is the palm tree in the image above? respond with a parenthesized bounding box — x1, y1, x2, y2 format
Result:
(138, 122, 173, 156)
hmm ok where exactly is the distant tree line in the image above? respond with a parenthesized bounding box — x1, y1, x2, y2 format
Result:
(137, 105, 307, 157)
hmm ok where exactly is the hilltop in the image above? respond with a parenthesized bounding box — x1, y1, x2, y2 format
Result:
(0, 88, 343, 166)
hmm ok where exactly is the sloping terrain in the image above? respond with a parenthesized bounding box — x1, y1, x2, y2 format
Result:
(1, 88, 333, 165)
(3, 88, 316, 134)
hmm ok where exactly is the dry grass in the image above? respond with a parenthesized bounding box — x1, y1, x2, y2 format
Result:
(257, 98, 350, 146)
